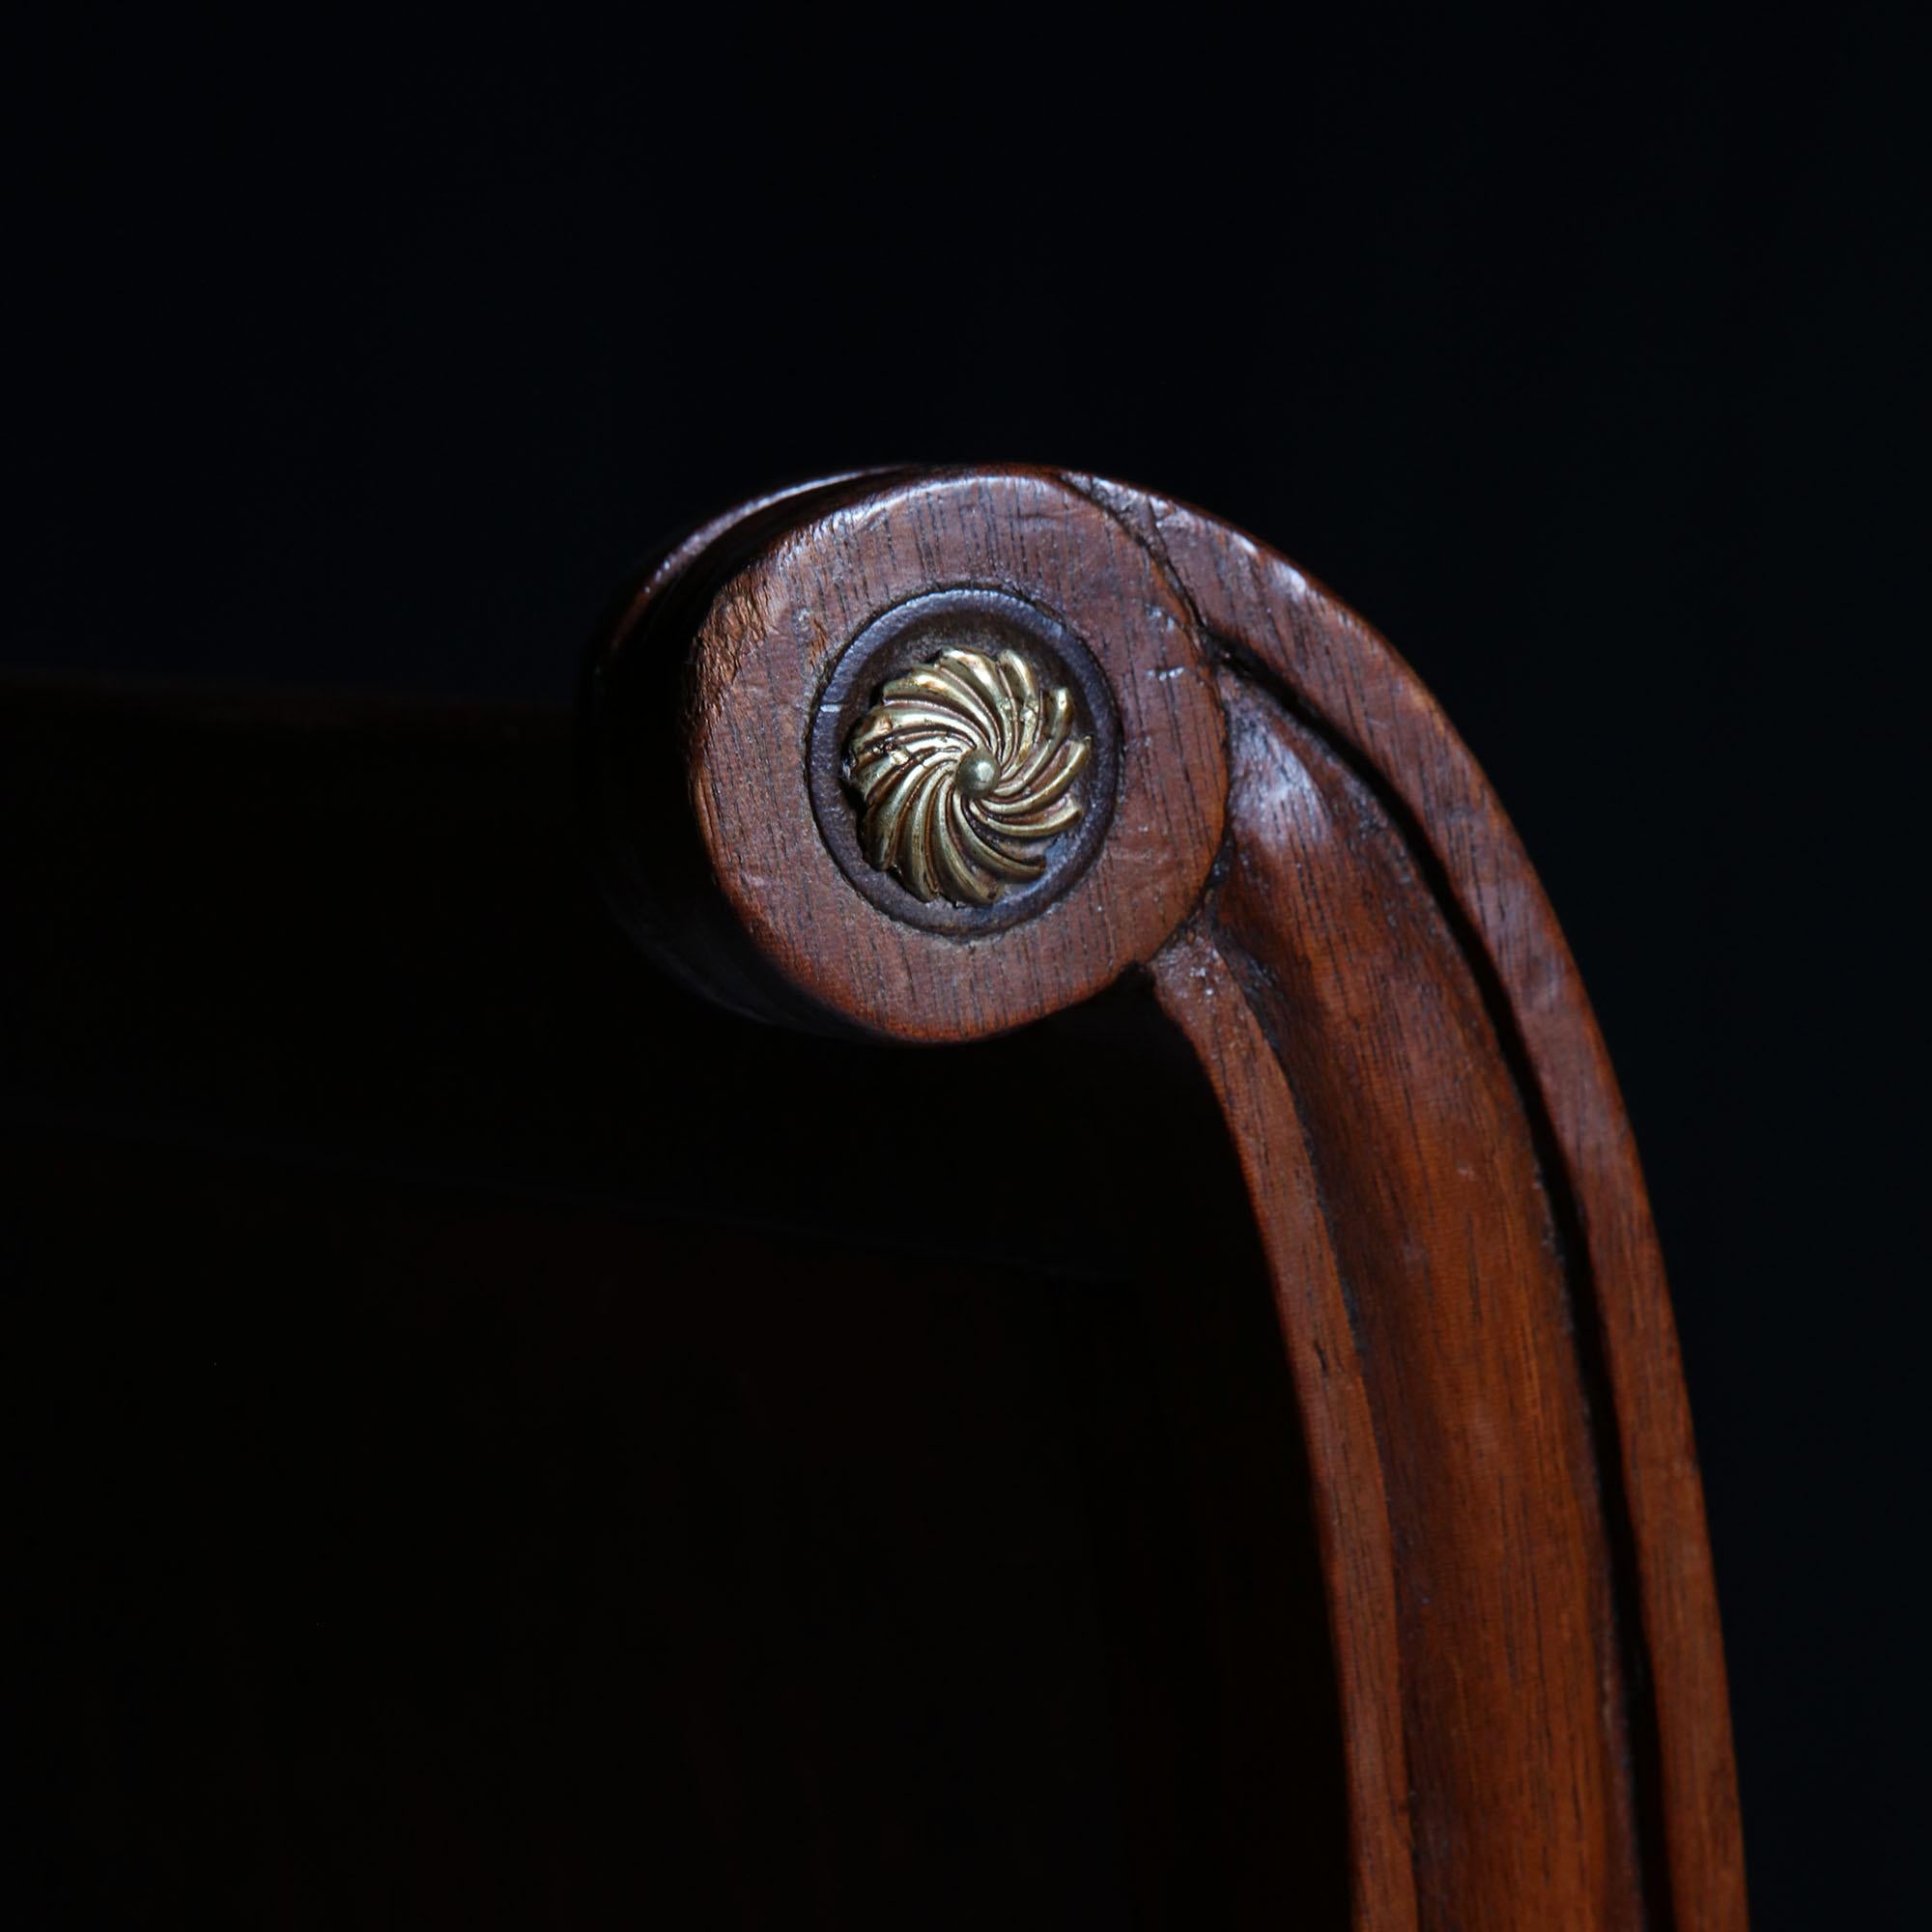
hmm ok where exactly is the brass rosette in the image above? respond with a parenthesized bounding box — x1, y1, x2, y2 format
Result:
(841, 645, 1092, 907)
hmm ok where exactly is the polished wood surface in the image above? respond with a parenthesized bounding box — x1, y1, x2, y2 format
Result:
(1085, 476, 1743, 1932)
(589, 466, 1745, 1930)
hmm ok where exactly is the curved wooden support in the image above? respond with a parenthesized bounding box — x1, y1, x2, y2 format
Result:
(582, 466, 1743, 1930)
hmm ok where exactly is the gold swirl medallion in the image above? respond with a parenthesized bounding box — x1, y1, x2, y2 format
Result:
(841, 645, 1093, 906)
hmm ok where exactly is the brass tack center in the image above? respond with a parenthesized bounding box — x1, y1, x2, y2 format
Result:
(955, 750, 999, 799)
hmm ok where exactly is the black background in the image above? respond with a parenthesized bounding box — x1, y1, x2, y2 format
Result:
(7, 12, 1926, 1928)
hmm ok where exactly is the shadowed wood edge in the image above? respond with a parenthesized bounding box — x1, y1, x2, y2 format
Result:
(1151, 930, 1416, 1932)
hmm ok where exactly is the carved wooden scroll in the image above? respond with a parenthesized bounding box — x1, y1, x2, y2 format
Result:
(582, 467, 1745, 1931)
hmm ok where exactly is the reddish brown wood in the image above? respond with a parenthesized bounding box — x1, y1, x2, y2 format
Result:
(1150, 928, 1414, 1931)
(589, 469, 1225, 1038)
(585, 465, 1745, 1930)
(1173, 681, 1647, 1928)
(1074, 477, 1747, 1932)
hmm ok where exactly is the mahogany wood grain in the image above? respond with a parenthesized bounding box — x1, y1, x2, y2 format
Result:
(1073, 475, 1744, 1932)
(588, 469, 1225, 1038)
(584, 465, 1745, 1930)
(1150, 929, 1413, 1931)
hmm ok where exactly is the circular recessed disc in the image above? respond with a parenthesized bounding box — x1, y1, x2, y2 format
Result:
(809, 587, 1121, 937)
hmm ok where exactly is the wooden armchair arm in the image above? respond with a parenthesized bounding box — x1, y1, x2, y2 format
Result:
(583, 467, 1743, 1931)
